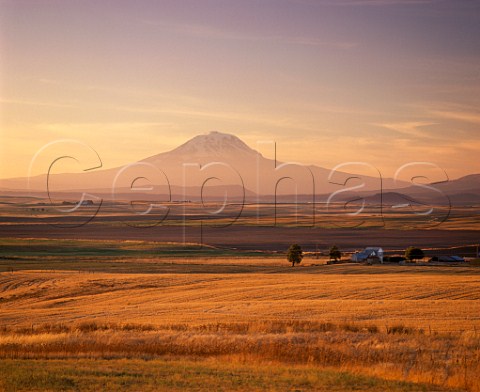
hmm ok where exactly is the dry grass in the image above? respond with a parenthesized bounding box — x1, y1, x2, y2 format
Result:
(0, 320, 478, 391)
(0, 357, 460, 392)
(1, 263, 480, 390)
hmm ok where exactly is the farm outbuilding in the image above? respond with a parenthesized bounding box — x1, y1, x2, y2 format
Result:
(351, 247, 384, 263)
(429, 255, 465, 263)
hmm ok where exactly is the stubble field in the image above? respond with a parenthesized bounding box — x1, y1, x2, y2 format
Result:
(0, 238, 479, 391)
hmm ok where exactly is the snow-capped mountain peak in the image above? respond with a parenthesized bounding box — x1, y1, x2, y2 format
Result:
(170, 131, 258, 157)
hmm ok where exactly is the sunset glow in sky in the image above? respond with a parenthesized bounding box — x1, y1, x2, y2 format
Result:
(1, 0, 479, 180)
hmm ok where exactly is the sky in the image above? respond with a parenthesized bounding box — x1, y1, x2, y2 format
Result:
(1, 0, 479, 180)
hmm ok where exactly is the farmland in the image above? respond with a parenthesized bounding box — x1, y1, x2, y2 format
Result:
(0, 238, 480, 391)
(0, 201, 479, 391)
(1, 199, 480, 252)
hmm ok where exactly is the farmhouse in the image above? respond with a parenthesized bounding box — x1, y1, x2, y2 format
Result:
(351, 247, 384, 264)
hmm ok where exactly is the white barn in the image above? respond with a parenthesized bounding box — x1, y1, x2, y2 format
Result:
(351, 247, 384, 263)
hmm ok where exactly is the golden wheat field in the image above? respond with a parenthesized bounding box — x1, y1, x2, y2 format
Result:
(1, 264, 480, 332)
(0, 251, 480, 391)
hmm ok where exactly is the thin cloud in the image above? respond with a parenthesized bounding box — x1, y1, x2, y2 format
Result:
(0, 98, 76, 109)
(374, 121, 438, 138)
(429, 110, 480, 125)
(141, 19, 356, 49)
(323, 0, 439, 6)
(115, 104, 319, 132)
(282, 36, 357, 49)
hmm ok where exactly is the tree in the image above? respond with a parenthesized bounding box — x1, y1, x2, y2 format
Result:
(329, 245, 342, 262)
(287, 244, 303, 267)
(405, 246, 424, 262)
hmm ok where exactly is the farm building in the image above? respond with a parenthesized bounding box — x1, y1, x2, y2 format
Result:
(78, 200, 94, 206)
(351, 247, 384, 263)
(429, 255, 465, 263)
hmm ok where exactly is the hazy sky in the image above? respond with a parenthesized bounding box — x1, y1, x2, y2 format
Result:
(1, 0, 479, 179)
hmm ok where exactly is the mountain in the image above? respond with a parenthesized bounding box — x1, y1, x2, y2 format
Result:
(0, 131, 453, 201)
(390, 174, 480, 205)
(344, 174, 480, 207)
(157, 131, 259, 159)
(358, 191, 425, 207)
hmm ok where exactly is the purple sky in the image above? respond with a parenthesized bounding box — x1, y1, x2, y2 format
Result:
(1, 0, 479, 179)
